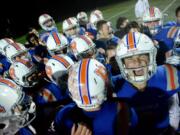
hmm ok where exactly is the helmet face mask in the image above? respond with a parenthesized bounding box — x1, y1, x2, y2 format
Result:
(116, 32, 157, 84)
(9, 61, 39, 87)
(119, 52, 151, 83)
(39, 14, 56, 31)
(166, 30, 180, 65)
(51, 44, 68, 55)
(117, 49, 157, 84)
(22, 70, 39, 87)
(143, 19, 162, 35)
(76, 47, 96, 60)
(47, 32, 69, 56)
(65, 26, 79, 38)
(63, 17, 79, 38)
(11, 94, 36, 128)
(142, 7, 163, 35)
(43, 18, 54, 28)
(77, 11, 88, 25)
(4, 42, 29, 63)
(12, 51, 31, 63)
(0, 82, 36, 135)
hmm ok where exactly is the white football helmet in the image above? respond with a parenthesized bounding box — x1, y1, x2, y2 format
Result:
(9, 59, 39, 87)
(62, 17, 79, 38)
(77, 11, 88, 24)
(4, 42, 31, 63)
(45, 54, 74, 86)
(142, 7, 163, 35)
(166, 29, 180, 65)
(0, 38, 14, 56)
(38, 14, 56, 31)
(0, 80, 36, 135)
(70, 35, 96, 60)
(46, 32, 69, 55)
(93, 9, 104, 19)
(68, 58, 108, 111)
(89, 10, 104, 30)
(116, 32, 157, 83)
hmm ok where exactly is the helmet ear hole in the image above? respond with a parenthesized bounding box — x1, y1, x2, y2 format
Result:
(0, 123, 6, 129)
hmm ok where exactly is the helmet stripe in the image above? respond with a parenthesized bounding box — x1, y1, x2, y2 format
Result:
(94, 13, 101, 19)
(10, 42, 21, 50)
(52, 32, 61, 46)
(164, 65, 179, 90)
(149, 7, 155, 17)
(79, 35, 92, 47)
(43, 14, 49, 18)
(78, 59, 91, 105)
(67, 18, 73, 25)
(52, 55, 71, 69)
(127, 32, 136, 49)
(133, 32, 136, 48)
(4, 38, 13, 44)
(0, 78, 16, 89)
(167, 26, 177, 38)
(16, 59, 33, 68)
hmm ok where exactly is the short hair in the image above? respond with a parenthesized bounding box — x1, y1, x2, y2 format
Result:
(116, 17, 128, 29)
(96, 20, 107, 32)
(175, 6, 180, 17)
(125, 21, 141, 32)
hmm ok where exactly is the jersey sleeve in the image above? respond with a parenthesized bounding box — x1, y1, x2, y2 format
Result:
(164, 64, 180, 91)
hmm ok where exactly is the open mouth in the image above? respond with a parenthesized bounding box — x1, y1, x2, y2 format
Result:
(133, 68, 144, 76)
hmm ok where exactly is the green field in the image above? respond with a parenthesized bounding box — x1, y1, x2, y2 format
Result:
(16, 0, 179, 43)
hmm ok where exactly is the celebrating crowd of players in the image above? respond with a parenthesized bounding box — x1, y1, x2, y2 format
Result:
(0, 1, 180, 135)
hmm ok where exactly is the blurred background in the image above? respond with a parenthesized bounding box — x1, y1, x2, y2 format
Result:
(0, 0, 178, 42)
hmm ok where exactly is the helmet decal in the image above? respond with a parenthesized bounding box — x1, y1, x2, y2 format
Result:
(78, 59, 91, 105)
(95, 64, 108, 82)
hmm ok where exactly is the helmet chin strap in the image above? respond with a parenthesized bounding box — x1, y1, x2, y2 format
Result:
(126, 68, 148, 90)
(132, 81, 147, 91)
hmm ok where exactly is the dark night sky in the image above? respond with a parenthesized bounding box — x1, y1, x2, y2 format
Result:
(0, 0, 123, 38)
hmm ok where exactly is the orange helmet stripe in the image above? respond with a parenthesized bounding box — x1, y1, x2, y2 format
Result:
(127, 32, 136, 49)
(52, 55, 70, 68)
(78, 59, 91, 105)
(52, 32, 61, 46)
(149, 7, 155, 17)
